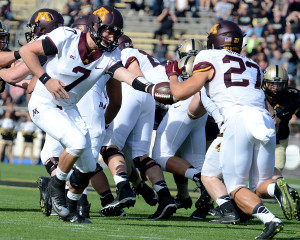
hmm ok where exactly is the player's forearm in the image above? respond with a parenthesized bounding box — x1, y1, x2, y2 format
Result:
(0, 51, 18, 68)
(0, 63, 31, 83)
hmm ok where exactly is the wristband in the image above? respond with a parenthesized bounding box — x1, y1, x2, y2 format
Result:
(39, 72, 51, 85)
(14, 51, 21, 60)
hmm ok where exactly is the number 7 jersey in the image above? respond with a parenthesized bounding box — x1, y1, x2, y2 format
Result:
(193, 49, 266, 121)
(32, 27, 121, 107)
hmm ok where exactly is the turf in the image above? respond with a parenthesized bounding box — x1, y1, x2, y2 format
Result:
(0, 163, 299, 240)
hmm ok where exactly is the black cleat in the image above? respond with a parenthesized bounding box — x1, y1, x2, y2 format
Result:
(287, 184, 300, 221)
(77, 202, 91, 219)
(274, 179, 296, 220)
(60, 212, 92, 223)
(208, 206, 222, 217)
(209, 211, 240, 224)
(149, 196, 177, 219)
(190, 208, 208, 220)
(133, 181, 158, 206)
(255, 218, 283, 239)
(48, 177, 69, 218)
(174, 195, 192, 210)
(36, 176, 52, 216)
(99, 208, 126, 217)
(100, 181, 135, 216)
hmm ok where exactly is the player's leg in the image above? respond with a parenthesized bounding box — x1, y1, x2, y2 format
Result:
(224, 111, 283, 238)
(19, 144, 26, 164)
(7, 142, 13, 164)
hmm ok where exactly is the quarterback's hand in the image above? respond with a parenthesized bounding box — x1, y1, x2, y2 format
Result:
(165, 60, 184, 78)
(45, 78, 69, 100)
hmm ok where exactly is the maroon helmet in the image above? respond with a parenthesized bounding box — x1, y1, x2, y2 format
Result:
(25, 8, 64, 43)
(0, 20, 9, 51)
(71, 15, 90, 33)
(87, 6, 123, 52)
(118, 34, 133, 51)
(207, 20, 244, 53)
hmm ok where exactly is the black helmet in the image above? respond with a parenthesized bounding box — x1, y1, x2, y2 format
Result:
(87, 6, 123, 52)
(0, 20, 9, 51)
(25, 8, 64, 43)
(262, 65, 289, 101)
(207, 20, 244, 53)
(71, 15, 90, 33)
(118, 34, 133, 51)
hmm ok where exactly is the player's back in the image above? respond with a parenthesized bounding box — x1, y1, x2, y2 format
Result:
(196, 49, 266, 120)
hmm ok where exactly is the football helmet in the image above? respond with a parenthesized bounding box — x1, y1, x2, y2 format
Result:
(87, 6, 123, 52)
(25, 8, 64, 43)
(118, 34, 133, 51)
(0, 20, 9, 51)
(178, 55, 195, 80)
(207, 20, 244, 53)
(71, 15, 90, 33)
(262, 65, 288, 101)
(177, 39, 204, 59)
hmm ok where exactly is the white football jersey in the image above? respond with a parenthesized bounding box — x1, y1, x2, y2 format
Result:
(193, 49, 266, 121)
(32, 27, 121, 107)
(121, 48, 168, 84)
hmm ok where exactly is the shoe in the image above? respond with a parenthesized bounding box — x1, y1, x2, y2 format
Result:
(60, 212, 92, 223)
(149, 196, 177, 219)
(36, 176, 52, 216)
(100, 181, 135, 215)
(77, 202, 91, 219)
(133, 181, 158, 206)
(174, 195, 192, 209)
(48, 177, 69, 218)
(287, 184, 300, 220)
(209, 209, 240, 224)
(50, 207, 58, 216)
(208, 206, 222, 217)
(190, 208, 208, 220)
(274, 179, 296, 220)
(255, 218, 284, 239)
(99, 208, 126, 217)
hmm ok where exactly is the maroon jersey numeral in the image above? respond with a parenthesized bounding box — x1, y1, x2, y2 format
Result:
(222, 55, 261, 88)
(64, 66, 91, 92)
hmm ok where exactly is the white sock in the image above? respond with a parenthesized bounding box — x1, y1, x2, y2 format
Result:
(56, 167, 68, 181)
(267, 182, 275, 197)
(184, 168, 200, 180)
(67, 191, 82, 201)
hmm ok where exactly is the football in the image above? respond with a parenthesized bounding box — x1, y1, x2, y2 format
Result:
(151, 82, 176, 105)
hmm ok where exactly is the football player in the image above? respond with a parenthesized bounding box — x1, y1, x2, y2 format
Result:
(165, 20, 285, 239)
(18, 6, 163, 223)
(35, 14, 126, 220)
(262, 65, 300, 220)
(101, 34, 177, 219)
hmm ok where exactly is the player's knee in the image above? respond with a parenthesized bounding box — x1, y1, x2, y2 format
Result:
(69, 168, 94, 189)
(100, 146, 124, 165)
(153, 156, 169, 171)
(93, 162, 103, 175)
(44, 157, 59, 175)
(133, 156, 161, 181)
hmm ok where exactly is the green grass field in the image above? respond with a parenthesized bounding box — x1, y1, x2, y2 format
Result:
(0, 163, 299, 240)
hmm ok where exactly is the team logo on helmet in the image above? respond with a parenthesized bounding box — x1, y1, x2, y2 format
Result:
(93, 7, 109, 22)
(209, 24, 219, 35)
(35, 12, 52, 22)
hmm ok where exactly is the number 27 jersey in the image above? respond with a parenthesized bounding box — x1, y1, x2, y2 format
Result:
(193, 49, 266, 121)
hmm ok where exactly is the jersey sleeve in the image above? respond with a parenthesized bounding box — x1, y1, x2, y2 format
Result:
(44, 27, 74, 54)
(193, 50, 214, 74)
(121, 48, 139, 68)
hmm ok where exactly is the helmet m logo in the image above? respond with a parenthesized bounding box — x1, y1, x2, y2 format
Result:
(35, 12, 52, 22)
(93, 7, 109, 22)
(209, 24, 219, 34)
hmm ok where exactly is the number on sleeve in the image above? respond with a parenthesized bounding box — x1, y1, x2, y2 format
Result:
(138, 49, 161, 68)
